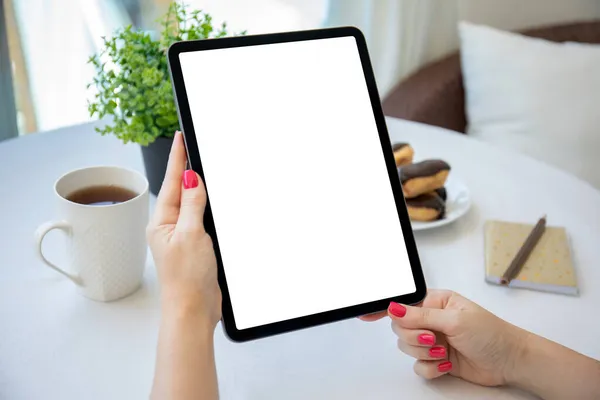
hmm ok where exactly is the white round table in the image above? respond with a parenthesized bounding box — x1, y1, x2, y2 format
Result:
(1, 117, 599, 400)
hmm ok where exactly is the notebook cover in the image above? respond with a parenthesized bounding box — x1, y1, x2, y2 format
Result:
(484, 220, 578, 296)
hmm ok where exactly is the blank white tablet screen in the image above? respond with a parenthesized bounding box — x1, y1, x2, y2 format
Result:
(179, 36, 416, 330)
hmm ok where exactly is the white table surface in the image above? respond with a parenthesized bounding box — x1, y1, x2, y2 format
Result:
(1, 117, 599, 400)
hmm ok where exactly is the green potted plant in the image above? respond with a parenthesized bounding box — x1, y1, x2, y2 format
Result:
(88, 2, 245, 195)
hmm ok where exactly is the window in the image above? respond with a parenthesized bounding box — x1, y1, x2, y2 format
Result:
(4, 0, 328, 136)
(180, 0, 327, 33)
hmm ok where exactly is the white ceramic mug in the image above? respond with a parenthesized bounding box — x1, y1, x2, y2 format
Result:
(35, 166, 149, 302)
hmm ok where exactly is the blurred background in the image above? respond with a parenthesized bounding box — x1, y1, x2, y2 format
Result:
(2, 0, 600, 138)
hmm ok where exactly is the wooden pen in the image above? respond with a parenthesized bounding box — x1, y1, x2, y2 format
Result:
(501, 215, 547, 285)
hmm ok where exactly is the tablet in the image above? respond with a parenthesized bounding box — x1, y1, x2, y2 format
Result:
(168, 27, 426, 342)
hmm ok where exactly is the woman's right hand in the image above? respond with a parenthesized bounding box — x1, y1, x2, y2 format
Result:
(362, 290, 528, 387)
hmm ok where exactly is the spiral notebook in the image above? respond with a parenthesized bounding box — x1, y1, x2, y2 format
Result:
(484, 220, 578, 296)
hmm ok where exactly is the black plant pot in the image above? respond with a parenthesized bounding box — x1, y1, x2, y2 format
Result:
(141, 136, 173, 196)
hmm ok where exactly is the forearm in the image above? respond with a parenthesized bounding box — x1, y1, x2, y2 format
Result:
(151, 303, 219, 400)
(508, 331, 600, 400)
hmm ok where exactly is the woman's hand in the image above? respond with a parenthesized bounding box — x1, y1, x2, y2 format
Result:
(362, 290, 527, 387)
(146, 131, 221, 327)
(148, 131, 221, 400)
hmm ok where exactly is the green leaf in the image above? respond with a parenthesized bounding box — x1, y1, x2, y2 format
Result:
(156, 116, 172, 127)
(107, 100, 117, 111)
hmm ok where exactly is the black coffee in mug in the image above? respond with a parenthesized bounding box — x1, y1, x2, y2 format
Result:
(67, 185, 138, 206)
(36, 166, 149, 301)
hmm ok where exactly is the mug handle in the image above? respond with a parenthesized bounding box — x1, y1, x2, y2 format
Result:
(35, 221, 82, 285)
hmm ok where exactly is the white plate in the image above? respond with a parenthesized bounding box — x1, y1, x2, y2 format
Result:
(409, 176, 471, 231)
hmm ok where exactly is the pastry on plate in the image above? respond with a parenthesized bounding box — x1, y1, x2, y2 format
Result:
(392, 143, 415, 167)
(399, 159, 450, 198)
(406, 191, 446, 222)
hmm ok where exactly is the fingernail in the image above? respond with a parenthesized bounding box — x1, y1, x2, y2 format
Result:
(175, 130, 181, 135)
(429, 346, 446, 358)
(183, 170, 198, 189)
(389, 302, 406, 318)
(438, 361, 452, 372)
(170, 132, 180, 149)
(418, 334, 435, 346)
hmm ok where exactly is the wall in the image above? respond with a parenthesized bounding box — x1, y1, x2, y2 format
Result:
(460, 0, 600, 31)
(424, 0, 600, 66)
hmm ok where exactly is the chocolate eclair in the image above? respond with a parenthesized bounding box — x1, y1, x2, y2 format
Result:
(399, 159, 451, 198)
(434, 187, 447, 202)
(406, 192, 446, 222)
(392, 142, 414, 167)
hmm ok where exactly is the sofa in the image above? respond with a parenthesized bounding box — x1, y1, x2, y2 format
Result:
(381, 20, 600, 134)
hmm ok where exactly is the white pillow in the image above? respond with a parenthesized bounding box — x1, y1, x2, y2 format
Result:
(459, 21, 600, 189)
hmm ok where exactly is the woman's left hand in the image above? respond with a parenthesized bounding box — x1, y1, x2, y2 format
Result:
(146, 131, 221, 326)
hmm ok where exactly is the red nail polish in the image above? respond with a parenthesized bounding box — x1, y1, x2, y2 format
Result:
(183, 170, 198, 189)
(389, 302, 406, 318)
(418, 334, 435, 346)
(438, 361, 452, 372)
(429, 346, 446, 358)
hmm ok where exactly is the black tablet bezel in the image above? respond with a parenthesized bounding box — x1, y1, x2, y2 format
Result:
(168, 26, 426, 342)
